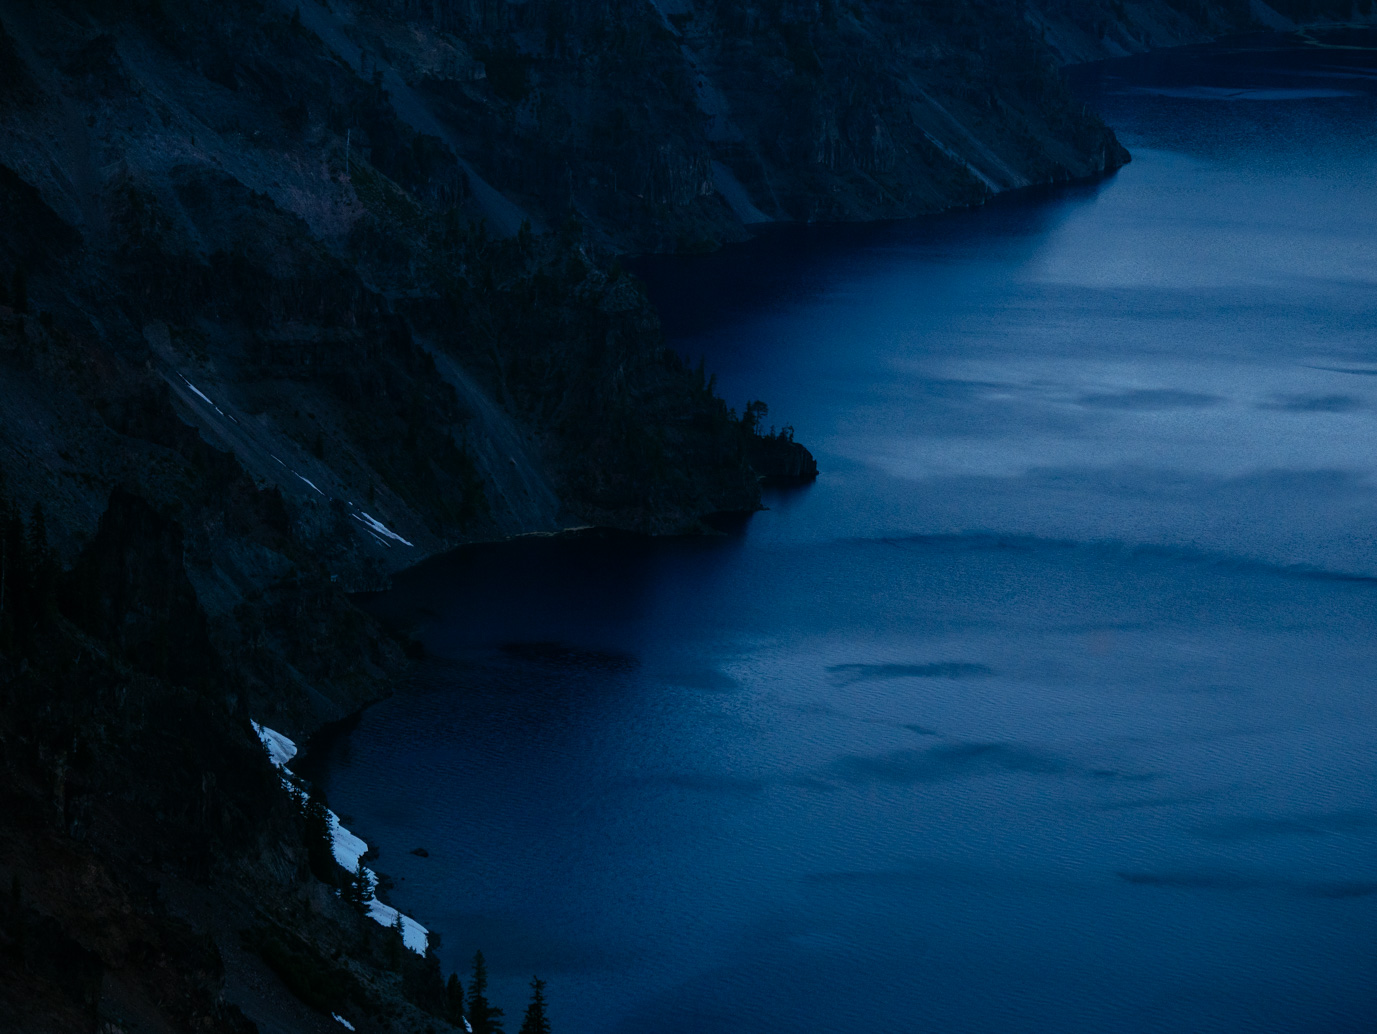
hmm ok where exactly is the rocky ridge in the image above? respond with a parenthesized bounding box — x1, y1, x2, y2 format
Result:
(2, 0, 1373, 1031)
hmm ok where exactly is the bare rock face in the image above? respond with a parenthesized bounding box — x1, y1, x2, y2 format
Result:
(65, 488, 214, 687)
(8, 0, 1332, 607)
(5, 0, 1367, 1030)
(0, 481, 445, 1034)
(0, 0, 766, 596)
(748, 431, 819, 485)
(363, 0, 1137, 250)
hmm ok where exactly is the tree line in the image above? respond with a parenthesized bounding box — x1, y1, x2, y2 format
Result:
(447, 950, 551, 1034)
(296, 760, 553, 1032)
(0, 475, 555, 1032)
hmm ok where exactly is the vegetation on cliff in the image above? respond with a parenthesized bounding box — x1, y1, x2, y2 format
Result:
(3, 0, 1371, 1030)
(0, 478, 548, 1031)
(0, 478, 441, 1031)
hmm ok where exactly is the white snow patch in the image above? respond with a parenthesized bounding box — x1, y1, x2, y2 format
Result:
(293, 471, 326, 496)
(332, 1013, 355, 1031)
(353, 520, 391, 548)
(366, 897, 430, 954)
(181, 377, 227, 417)
(353, 511, 413, 547)
(328, 810, 369, 872)
(251, 721, 429, 955)
(251, 721, 298, 768)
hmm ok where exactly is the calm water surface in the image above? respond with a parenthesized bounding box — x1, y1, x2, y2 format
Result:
(317, 33, 1377, 1033)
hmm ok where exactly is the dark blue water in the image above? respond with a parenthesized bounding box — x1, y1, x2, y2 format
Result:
(319, 32, 1377, 1034)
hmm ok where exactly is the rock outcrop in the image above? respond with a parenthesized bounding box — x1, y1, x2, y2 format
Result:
(0, 481, 448, 1034)
(748, 430, 819, 484)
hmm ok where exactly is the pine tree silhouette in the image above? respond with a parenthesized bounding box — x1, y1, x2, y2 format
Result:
(467, 950, 504, 1034)
(301, 786, 336, 885)
(384, 910, 404, 970)
(518, 976, 551, 1034)
(344, 859, 373, 912)
(445, 972, 465, 1027)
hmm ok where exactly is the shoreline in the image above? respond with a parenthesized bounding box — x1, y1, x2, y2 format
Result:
(308, 16, 1377, 1011)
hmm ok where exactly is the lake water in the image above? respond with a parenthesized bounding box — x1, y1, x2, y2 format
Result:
(316, 32, 1377, 1034)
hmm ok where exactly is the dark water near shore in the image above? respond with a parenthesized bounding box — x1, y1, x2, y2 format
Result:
(320, 32, 1377, 1033)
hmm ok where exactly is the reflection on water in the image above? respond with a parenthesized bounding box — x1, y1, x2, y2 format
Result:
(316, 32, 1377, 1034)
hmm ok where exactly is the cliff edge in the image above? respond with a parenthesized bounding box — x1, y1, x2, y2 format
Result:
(2, 0, 1368, 1030)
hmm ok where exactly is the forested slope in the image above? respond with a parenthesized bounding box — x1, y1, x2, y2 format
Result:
(0, 0, 1370, 1030)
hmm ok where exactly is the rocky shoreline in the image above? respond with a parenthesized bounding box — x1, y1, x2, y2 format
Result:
(2, 0, 1371, 1030)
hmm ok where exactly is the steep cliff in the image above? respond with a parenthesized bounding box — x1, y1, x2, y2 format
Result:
(0, 485, 455, 1034)
(306, 0, 1370, 250)
(333, 0, 1132, 250)
(2, 0, 1369, 1030)
(0, 0, 760, 580)
(1028, 0, 1374, 63)
(0, 0, 770, 718)
(7, 0, 1364, 614)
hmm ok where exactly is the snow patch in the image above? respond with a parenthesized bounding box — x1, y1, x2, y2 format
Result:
(366, 898, 430, 954)
(328, 810, 369, 872)
(332, 1013, 355, 1031)
(294, 471, 326, 496)
(252, 721, 429, 956)
(181, 377, 227, 417)
(251, 721, 298, 768)
(353, 511, 413, 547)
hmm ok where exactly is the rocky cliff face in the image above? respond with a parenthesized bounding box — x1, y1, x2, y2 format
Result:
(1029, 0, 1373, 63)
(319, 0, 1369, 250)
(0, 0, 768, 713)
(0, 0, 760, 576)
(3, 0, 1370, 1030)
(0, 483, 452, 1034)
(5, 0, 1365, 616)
(338, 0, 1131, 250)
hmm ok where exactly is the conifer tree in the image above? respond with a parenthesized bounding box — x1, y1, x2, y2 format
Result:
(741, 399, 768, 435)
(301, 786, 336, 884)
(344, 859, 373, 912)
(445, 973, 465, 1027)
(389, 911, 405, 969)
(518, 977, 551, 1034)
(343, 861, 360, 909)
(467, 950, 504, 1034)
